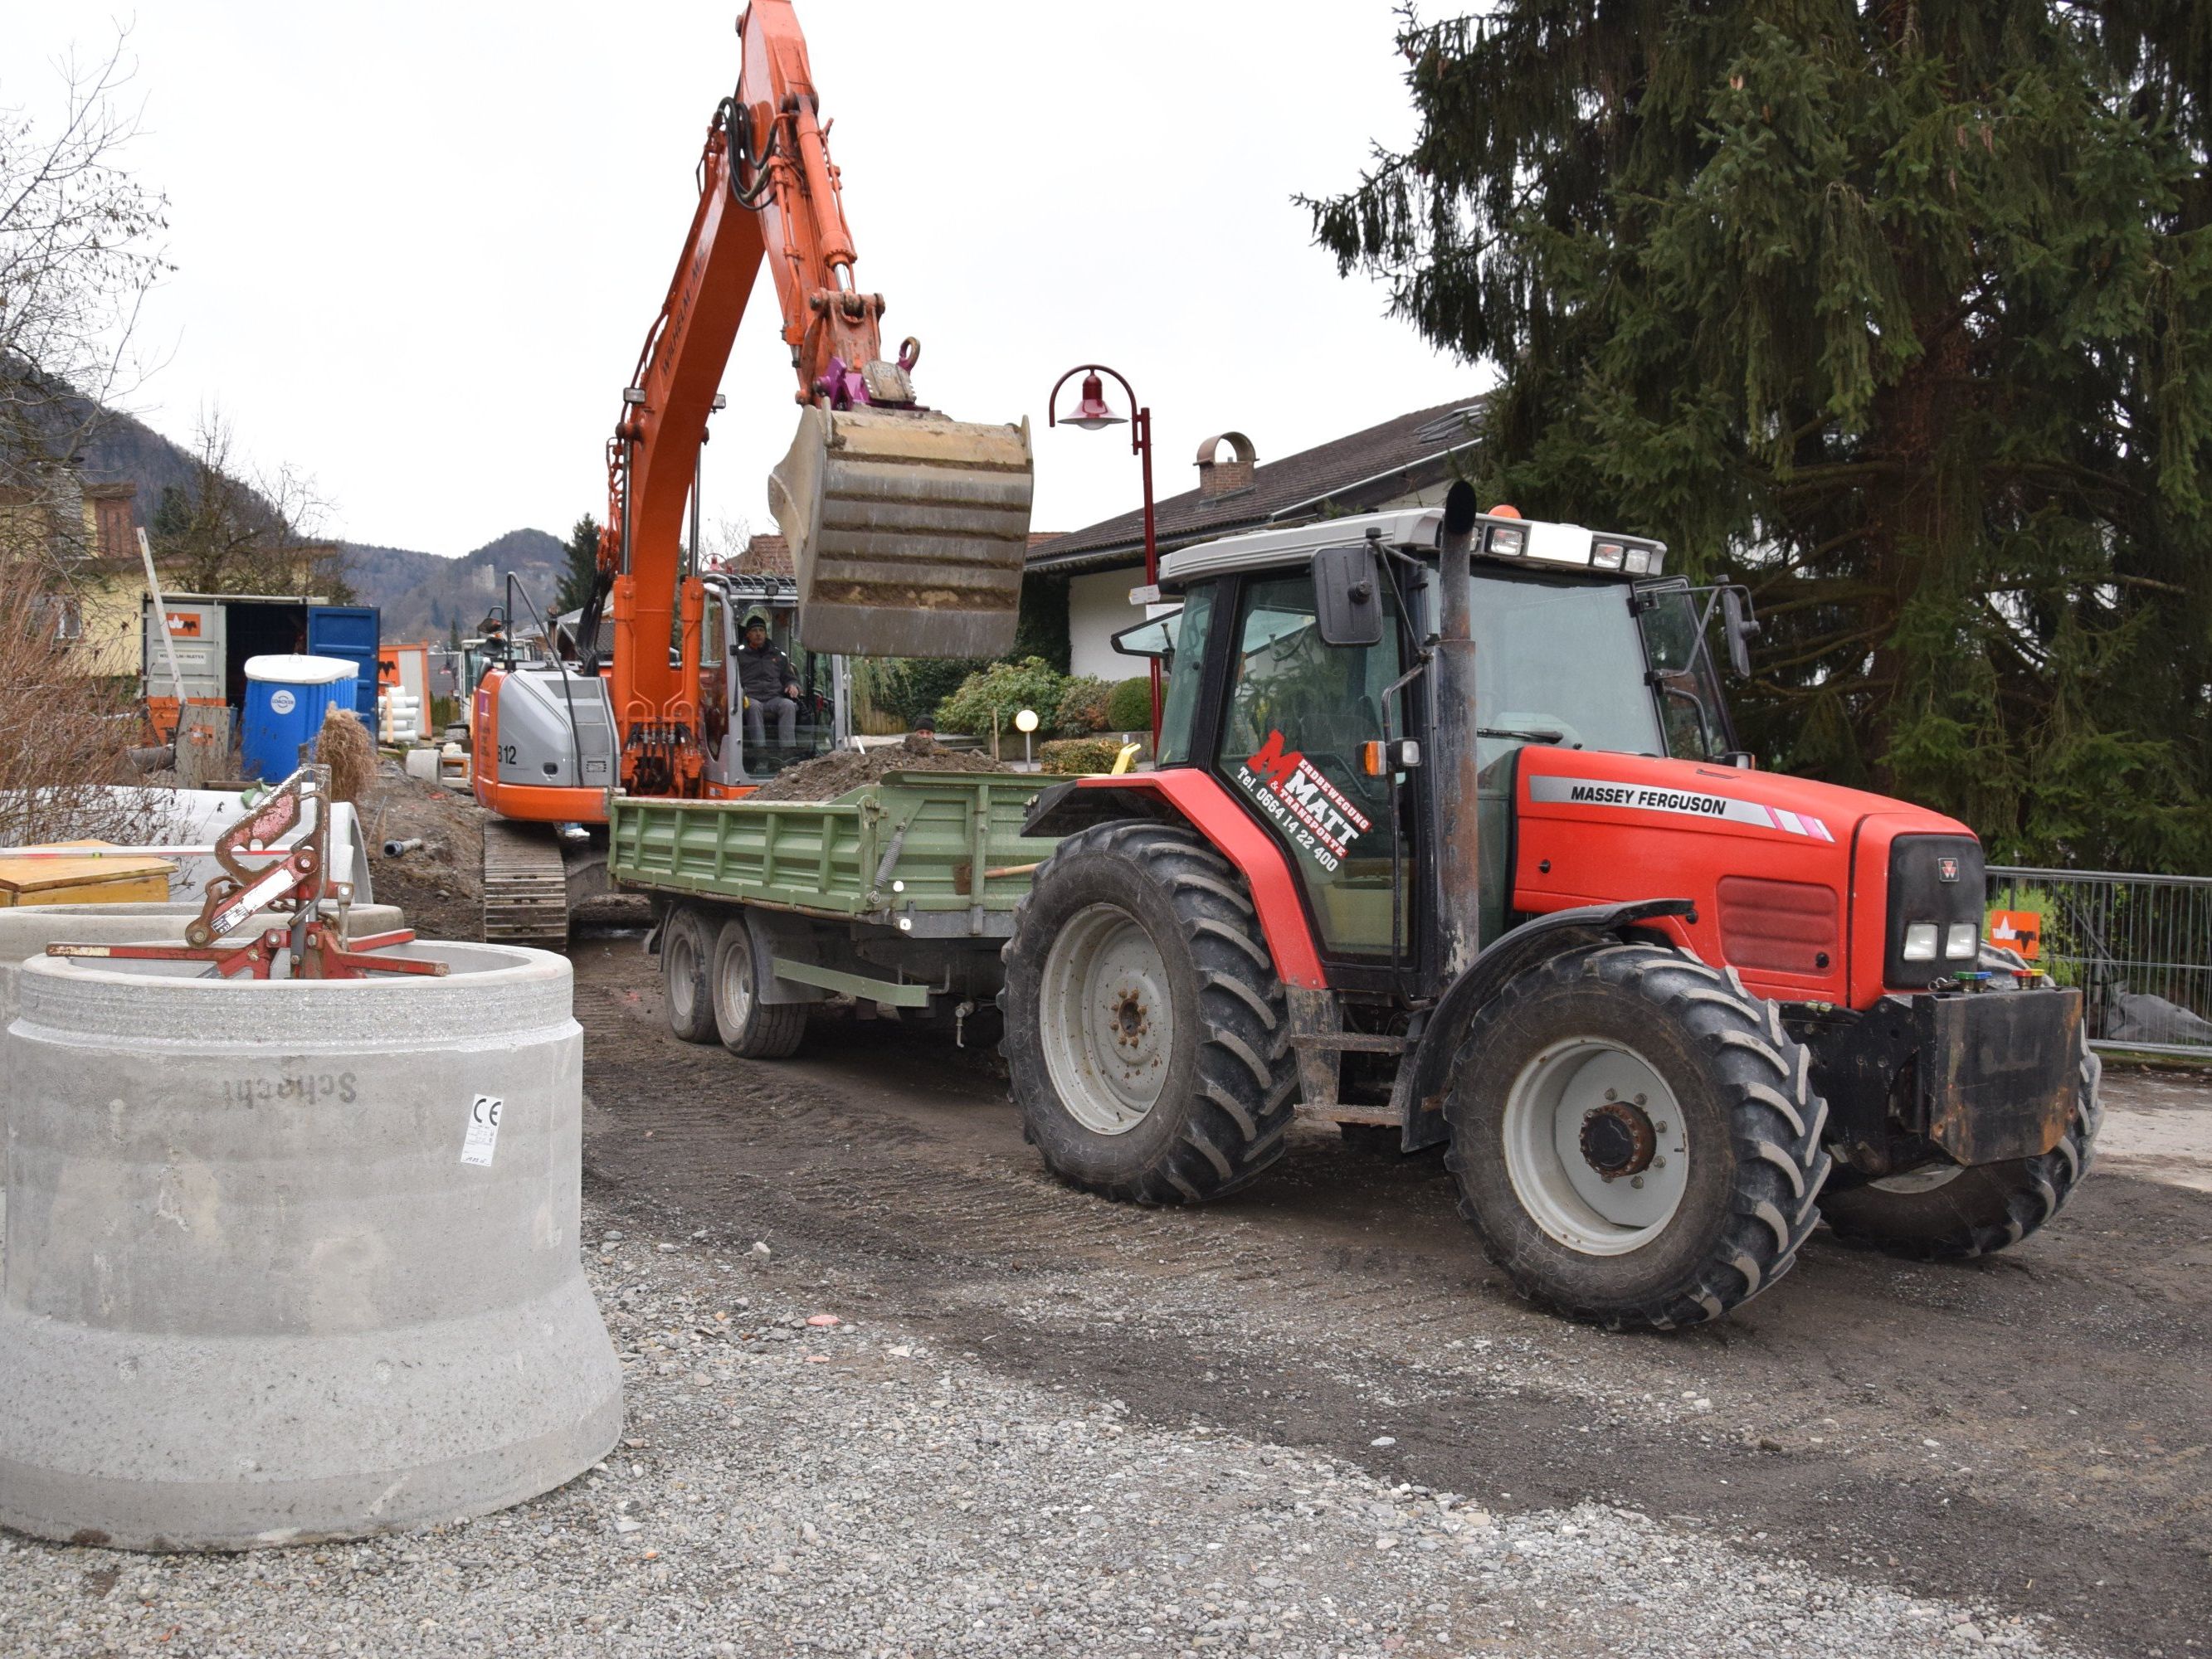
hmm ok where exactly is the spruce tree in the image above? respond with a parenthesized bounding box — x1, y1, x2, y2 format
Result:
(553, 513, 602, 617)
(1308, 2, 2211, 868)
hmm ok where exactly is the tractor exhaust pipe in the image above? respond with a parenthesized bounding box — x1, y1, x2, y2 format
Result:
(1431, 482, 1483, 980)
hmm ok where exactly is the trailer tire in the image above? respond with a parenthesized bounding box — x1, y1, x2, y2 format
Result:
(661, 904, 718, 1044)
(1002, 820, 1296, 1205)
(1443, 941, 1830, 1330)
(713, 915, 808, 1059)
(1817, 1029, 2101, 1260)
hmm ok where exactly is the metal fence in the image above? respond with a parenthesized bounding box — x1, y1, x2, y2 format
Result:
(1985, 865, 2212, 1055)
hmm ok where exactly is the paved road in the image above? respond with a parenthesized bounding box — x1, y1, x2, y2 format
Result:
(572, 937, 2212, 1659)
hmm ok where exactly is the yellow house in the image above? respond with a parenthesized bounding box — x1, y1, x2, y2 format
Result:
(0, 475, 155, 679)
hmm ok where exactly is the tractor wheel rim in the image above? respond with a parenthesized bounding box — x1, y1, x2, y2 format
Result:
(1869, 1163, 1964, 1194)
(1039, 902, 1172, 1136)
(1501, 1036, 1688, 1257)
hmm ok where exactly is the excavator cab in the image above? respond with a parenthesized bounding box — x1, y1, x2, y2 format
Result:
(698, 574, 844, 787)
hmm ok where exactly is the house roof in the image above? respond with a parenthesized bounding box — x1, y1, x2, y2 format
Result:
(1028, 395, 1488, 573)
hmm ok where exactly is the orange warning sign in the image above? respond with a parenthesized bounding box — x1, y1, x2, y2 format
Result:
(1986, 909, 2042, 961)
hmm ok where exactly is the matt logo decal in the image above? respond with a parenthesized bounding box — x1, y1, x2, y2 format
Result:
(164, 613, 202, 638)
(1235, 730, 1371, 873)
(1937, 856, 1961, 883)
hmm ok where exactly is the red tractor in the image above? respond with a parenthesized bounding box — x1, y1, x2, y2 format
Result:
(1004, 484, 2097, 1329)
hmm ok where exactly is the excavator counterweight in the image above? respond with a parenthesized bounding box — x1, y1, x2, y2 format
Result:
(771, 406, 1034, 659)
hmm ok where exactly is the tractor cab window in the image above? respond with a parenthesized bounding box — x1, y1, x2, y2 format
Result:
(1214, 571, 1408, 957)
(1466, 569, 1666, 768)
(1634, 582, 1734, 761)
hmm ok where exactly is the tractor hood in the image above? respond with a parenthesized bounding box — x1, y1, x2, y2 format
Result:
(1513, 748, 1969, 849)
(1510, 747, 1975, 1008)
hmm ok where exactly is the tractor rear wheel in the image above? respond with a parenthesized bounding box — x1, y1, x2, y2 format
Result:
(660, 903, 718, 1044)
(1444, 941, 1830, 1330)
(713, 914, 808, 1059)
(1002, 821, 1297, 1205)
(1817, 1027, 2101, 1260)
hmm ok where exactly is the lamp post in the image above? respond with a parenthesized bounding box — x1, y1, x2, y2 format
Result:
(1048, 364, 1158, 751)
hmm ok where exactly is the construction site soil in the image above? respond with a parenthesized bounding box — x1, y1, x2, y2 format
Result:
(5, 933, 2205, 1655)
(566, 938, 2212, 1659)
(358, 761, 485, 942)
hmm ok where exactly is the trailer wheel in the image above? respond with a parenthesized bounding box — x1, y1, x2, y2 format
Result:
(712, 915, 808, 1059)
(1002, 820, 1296, 1205)
(1818, 1027, 2101, 1260)
(661, 904, 717, 1044)
(1444, 941, 1830, 1330)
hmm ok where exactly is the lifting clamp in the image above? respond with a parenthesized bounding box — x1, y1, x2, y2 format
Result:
(46, 766, 447, 980)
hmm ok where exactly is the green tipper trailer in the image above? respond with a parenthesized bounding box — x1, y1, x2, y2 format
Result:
(607, 771, 1060, 1055)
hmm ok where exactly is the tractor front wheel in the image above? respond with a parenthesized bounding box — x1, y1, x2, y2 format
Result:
(1444, 941, 1830, 1330)
(1817, 1027, 2101, 1260)
(1001, 821, 1297, 1205)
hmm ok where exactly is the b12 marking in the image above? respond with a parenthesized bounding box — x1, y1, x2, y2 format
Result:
(460, 1094, 503, 1167)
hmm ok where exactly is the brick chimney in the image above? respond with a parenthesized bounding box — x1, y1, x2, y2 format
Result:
(1195, 432, 1257, 498)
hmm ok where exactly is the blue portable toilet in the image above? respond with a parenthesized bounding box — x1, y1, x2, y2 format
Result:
(241, 654, 361, 779)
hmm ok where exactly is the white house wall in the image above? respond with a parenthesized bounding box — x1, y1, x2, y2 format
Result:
(1066, 567, 1150, 682)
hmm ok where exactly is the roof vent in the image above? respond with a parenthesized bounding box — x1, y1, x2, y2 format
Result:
(1195, 431, 1257, 498)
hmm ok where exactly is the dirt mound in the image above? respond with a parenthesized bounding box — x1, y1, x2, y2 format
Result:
(747, 734, 1012, 803)
(359, 758, 485, 941)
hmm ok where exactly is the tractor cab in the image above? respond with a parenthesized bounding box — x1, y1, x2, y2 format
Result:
(1114, 503, 1747, 962)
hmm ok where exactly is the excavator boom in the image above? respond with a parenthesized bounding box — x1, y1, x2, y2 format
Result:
(595, 0, 1032, 785)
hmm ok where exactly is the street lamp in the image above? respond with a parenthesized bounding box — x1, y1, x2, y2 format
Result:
(1014, 706, 1040, 769)
(1048, 363, 1158, 750)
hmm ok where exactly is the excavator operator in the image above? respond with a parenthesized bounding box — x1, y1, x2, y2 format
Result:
(736, 611, 801, 752)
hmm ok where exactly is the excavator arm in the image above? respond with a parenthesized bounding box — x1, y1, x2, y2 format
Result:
(585, 0, 1033, 795)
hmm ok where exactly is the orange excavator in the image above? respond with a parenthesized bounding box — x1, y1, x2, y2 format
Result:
(471, 0, 1035, 944)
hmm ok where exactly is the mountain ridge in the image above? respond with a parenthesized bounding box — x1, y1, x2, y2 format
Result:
(46, 392, 571, 643)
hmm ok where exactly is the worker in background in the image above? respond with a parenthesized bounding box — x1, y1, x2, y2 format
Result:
(736, 610, 801, 751)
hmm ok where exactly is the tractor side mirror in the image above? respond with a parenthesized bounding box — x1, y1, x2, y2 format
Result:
(1720, 587, 1759, 679)
(1313, 543, 1384, 648)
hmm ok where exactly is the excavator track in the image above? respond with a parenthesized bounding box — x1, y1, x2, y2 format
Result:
(481, 820, 570, 949)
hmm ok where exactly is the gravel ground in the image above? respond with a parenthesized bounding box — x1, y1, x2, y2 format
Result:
(0, 1209, 2093, 1659)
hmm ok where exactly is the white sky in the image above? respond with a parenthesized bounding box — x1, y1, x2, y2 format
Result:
(8, 3, 1486, 557)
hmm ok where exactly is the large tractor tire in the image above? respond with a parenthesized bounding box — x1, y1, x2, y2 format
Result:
(1444, 941, 1830, 1330)
(712, 914, 808, 1060)
(660, 903, 719, 1044)
(1002, 821, 1298, 1205)
(1818, 1026, 2101, 1261)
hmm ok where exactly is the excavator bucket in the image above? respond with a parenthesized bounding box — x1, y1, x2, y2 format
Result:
(768, 406, 1035, 659)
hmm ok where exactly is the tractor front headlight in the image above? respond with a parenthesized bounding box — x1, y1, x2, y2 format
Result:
(1944, 922, 1980, 961)
(1901, 922, 1940, 962)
